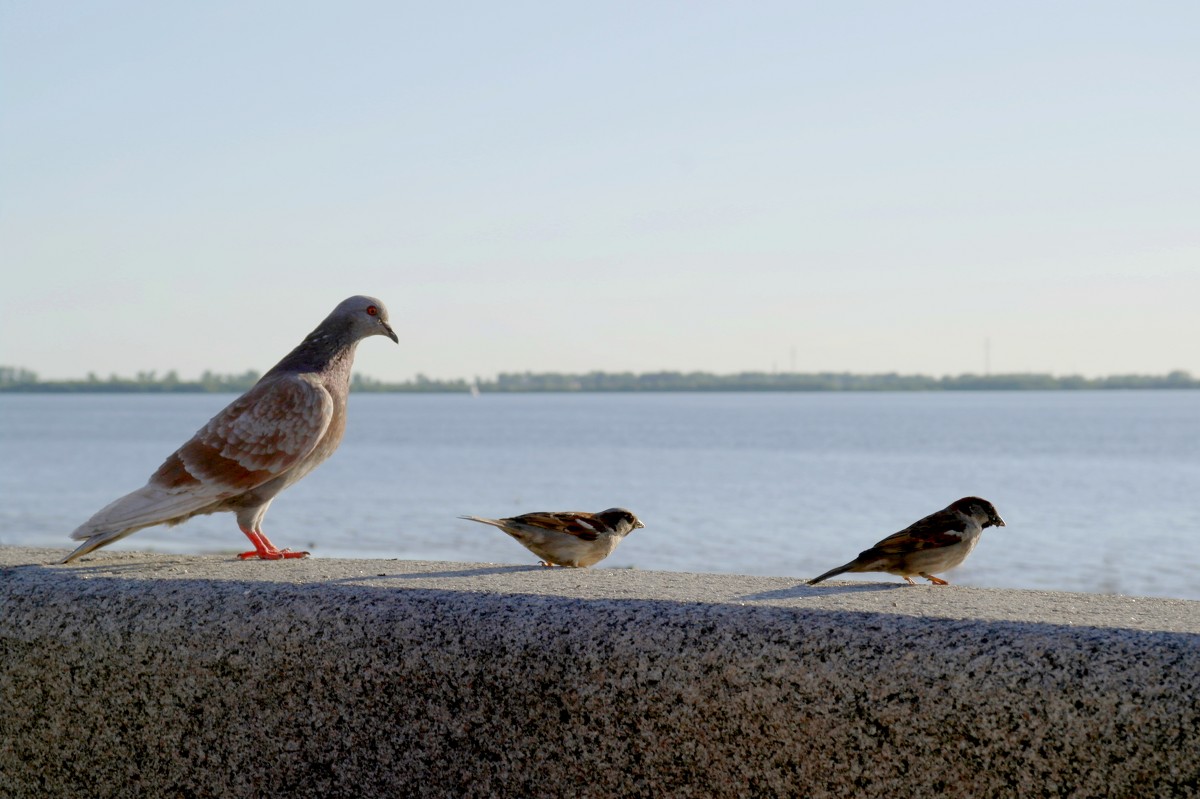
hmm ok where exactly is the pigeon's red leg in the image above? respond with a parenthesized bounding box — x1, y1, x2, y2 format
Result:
(237, 528, 309, 560)
(923, 574, 949, 585)
(256, 531, 309, 559)
(237, 528, 278, 560)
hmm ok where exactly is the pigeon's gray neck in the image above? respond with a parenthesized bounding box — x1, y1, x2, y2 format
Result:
(268, 317, 358, 376)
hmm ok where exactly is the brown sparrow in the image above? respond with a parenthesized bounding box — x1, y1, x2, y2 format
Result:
(807, 496, 1005, 585)
(459, 508, 645, 567)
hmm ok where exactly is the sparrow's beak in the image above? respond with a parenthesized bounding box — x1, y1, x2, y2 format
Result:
(634, 519, 646, 529)
(381, 321, 399, 343)
(992, 514, 1006, 528)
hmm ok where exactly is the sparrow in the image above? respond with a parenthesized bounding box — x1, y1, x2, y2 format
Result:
(459, 508, 645, 568)
(807, 496, 1005, 586)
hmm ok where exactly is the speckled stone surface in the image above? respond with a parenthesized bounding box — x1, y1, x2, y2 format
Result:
(1, 547, 1197, 798)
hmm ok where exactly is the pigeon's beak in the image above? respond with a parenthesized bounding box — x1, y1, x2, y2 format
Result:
(381, 321, 399, 343)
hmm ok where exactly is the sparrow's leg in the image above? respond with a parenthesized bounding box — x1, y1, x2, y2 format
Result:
(903, 575, 918, 585)
(237, 527, 310, 560)
(921, 573, 949, 585)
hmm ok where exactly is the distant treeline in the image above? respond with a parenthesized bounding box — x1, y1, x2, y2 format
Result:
(0, 367, 268, 393)
(2, 365, 1197, 393)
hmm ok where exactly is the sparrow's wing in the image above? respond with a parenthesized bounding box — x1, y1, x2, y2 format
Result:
(866, 509, 967, 555)
(509, 512, 606, 541)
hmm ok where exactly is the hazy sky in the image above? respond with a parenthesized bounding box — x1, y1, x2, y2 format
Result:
(2, 1, 1197, 383)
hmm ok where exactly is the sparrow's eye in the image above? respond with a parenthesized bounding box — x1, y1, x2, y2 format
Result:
(366, 305, 378, 317)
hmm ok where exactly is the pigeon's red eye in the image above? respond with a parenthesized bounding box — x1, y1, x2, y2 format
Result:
(366, 305, 378, 317)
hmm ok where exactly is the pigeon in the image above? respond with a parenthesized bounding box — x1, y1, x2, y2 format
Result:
(62, 295, 398, 564)
(807, 496, 1006, 586)
(459, 508, 645, 567)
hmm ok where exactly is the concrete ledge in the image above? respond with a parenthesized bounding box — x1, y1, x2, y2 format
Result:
(1, 546, 1197, 798)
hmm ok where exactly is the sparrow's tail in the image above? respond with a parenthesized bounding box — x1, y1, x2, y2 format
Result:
(458, 515, 507, 530)
(807, 561, 856, 586)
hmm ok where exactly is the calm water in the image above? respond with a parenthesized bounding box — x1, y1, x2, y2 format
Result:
(1, 391, 1197, 600)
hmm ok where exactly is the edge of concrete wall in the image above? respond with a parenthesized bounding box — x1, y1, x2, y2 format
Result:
(2, 547, 1197, 799)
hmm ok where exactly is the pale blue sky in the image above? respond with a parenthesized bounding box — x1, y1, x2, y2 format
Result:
(2, 1, 1197, 382)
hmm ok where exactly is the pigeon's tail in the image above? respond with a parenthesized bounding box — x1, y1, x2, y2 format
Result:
(61, 528, 142, 564)
(806, 561, 857, 586)
(63, 483, 216, 564)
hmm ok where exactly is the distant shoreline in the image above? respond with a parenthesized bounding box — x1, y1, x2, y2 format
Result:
(1, 367, 1196, 393)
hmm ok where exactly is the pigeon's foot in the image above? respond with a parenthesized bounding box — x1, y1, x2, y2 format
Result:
(237, 549, 310, 560)
(902, 575, 917, 585)
(922, 574, 949, 585)
(237, 528, 310, 561)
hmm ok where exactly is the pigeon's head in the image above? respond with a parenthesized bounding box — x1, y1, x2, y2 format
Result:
(334, 295, 399, 343)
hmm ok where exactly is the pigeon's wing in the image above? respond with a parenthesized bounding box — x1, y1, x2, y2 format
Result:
(165, 373, 334, 490)
(864, 509, 967, 556)
(508, 511, 607, 541)
(71, 374, 334, 539)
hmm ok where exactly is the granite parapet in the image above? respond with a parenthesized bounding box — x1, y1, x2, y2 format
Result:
(1, 547, 1196, 798)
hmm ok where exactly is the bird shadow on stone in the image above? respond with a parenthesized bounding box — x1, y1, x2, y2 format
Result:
(47, 557, 198, 574)
(736, 582, 904, 602)
(331, 564, 544, 582)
